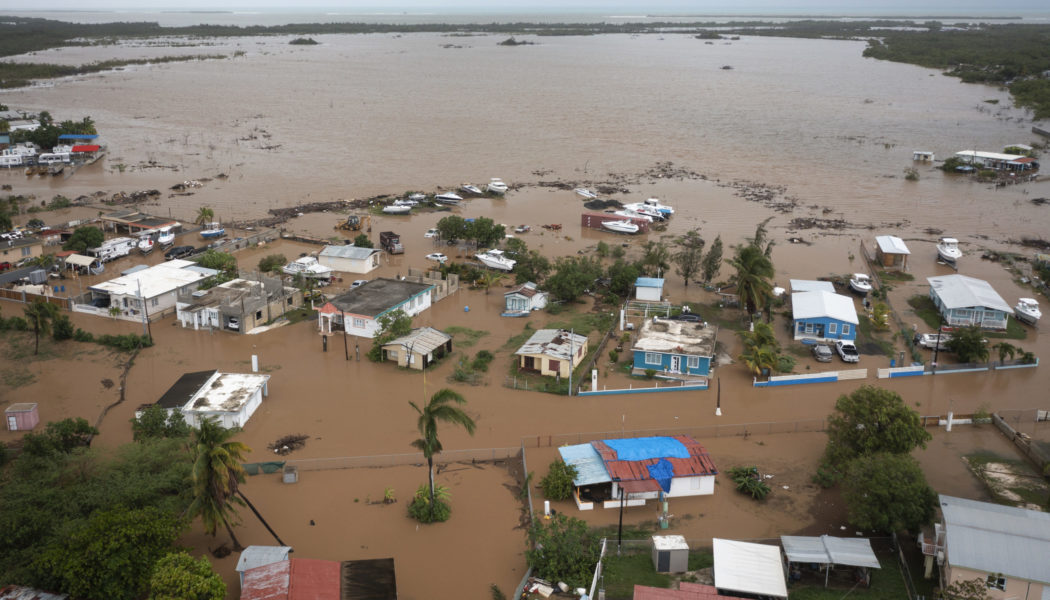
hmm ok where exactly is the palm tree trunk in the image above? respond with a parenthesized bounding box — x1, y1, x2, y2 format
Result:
(222, 517, 244, 551)
(428, 455, 436, 520)
(238, 491, 288, 547)
(33, 326, 40, 355)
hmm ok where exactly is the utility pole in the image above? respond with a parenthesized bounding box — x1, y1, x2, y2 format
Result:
(568, 328, 574, 396)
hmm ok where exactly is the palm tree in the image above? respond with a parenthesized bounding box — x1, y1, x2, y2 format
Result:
(478, 271, 505, 294)
(195, 206, 215, 225)
(739, 345, 778, 378)
(728, 244, 775, 319)
(24, 300, 59, 355)
(409, 389, 476, 520)
(188, 418, 249, 551)
(993, 341, 1017, 366)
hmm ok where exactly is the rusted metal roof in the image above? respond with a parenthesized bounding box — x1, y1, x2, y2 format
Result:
(241, 558, 341, 600)
(592, 435, 718, 484)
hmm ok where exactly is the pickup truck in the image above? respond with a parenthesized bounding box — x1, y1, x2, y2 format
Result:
(835, 341, 860, 363)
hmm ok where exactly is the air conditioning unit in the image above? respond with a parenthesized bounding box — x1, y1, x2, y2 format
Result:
(936, 551, 944, 565)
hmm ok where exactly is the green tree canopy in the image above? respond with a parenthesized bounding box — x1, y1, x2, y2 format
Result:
(729, 243, 775, 318)
(673, 230, 705, 287)
(24, 299, 59, 355)
(353, 234, 373, 248)
(702, 235, 723, 283)
(22, 417, 98, 457)
(195, 206, 215, 225)
(257, 253, 287, 274)
(841, 452, 937, 533)
(545, 256, 603, 302)
(539, 459, 578, 501)
(409, 388, 476, 522)
(62, 225, 104, 253)
(639, 241, 671, 277)
(188, 418, 249, 550)
(131, 405, 190, 441)
(607, 259, 641, 296)
(945, 325, 989, 363)
(149, 552, 226, 600)
(435, 215, 469, 242)
(195, 249, 237, 277)
(526, 513, 600, 587)
(508, 239, 551, 285)
(468, 216, 506, 248)
(822, 386, 931, 474)
(367, 308, 413, 362)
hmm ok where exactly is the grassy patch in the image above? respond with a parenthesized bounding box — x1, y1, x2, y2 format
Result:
(599, 546, 714, 599)
(445, 326, 489, 348)
(907, 295, 941, 330)
(788, 553, 907, 600)
(280, 307, 317, 325)
(856, 315, 896, 359)
(2, 367, 36, 388)
(685, 301, 747, 332)
(878, 270, 914, 282)
(965, 450, 1049, 507)
(548, 311, 616, 336)
(502, 323, 535, 351)
(985, 317, 1028, 341)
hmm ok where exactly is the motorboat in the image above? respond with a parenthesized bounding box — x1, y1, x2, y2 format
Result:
(282, 256, 334, 280)
(575, 188, 598, 200)
(475, 249, 517, 271)
(407, 193, 426, 202)
(514, 224, 531, 234)
(460, 183, 483, 196)
(1015, 298, 1041, 325)
(393, 198, 418, 207)
(137, 236, 155, 255)
(642, 197, 674, 216)
(601, 219, 640, 234)
(623, 202, 665, 220)
(435, 192, 463, 205)
(613, 209, 652, 223)
(199, 222, 225, 239)
(156, 225, 176, 247)
(486, 178, 508, 195)
(383, 204, 412, 215)
(849, 273, 872, 295)
(936, 237, 962, 263)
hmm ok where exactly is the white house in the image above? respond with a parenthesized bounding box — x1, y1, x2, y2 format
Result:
(503, 281, 548, 315)
(318, 244, 381, 274)
(139, 370, 270, 429)
(927, 274, 1012, 329)
(317, 278, 434, 338)
(77, 259, 218, 322)
(635, 277, 665, 301)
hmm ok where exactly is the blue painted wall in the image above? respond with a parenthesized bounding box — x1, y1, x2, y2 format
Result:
(632, 349, 711, 376)
(792, 316, 857, 342)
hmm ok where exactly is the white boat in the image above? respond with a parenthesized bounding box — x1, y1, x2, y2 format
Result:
(642, 197, 674, 216)
(575, 188, 598, 200)
(613, 208, 652, 223)
(137, 236, 155, 255)
(200, 222, 225, 239)
(408, 193, 426, 202)
(383, 204, 412, 215)
(282, 256, 334, 280)
(156, 225, 176, 247)
(623, 202, 665, 220)
(486, 178, 508, 195)
(460, 183, 483, 196)
(393, 198, 418, 207)
(435, 192, 463, 205)
(475, 249, 517, 271)
(849, 273, 872, 295)
(936, 237, 962, 263)
(1015, 298, 1041, 325)
(601, 219, 640, 234)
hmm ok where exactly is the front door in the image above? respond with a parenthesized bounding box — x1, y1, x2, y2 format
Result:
(670, 355, 681, 373)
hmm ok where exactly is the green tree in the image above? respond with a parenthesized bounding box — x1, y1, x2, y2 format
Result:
(22, 417, 98, 457)
(841, 452, 937, 532)
(409, 389, 477, 521)
(946, 325, 989, 363)
(131, 405, 190, 441)
(62, 225, 104, 253)
(195, 249, 237, 277)
(607, 259, 641, 296)
(51, 313, 74, 340)
(738, 344, 778, 377)
(640, 240, 671, 277)
(545, 256, 603, 302)
(0, 210, 12, 232)
(596, 241, 610, 258)
(195, 206, 215, 225)
(187, 418, 249, 550)
(468, 216, 506, 248)
(526, 513, 600, 587)
(476, 270, 505, 294)
(24, 299, 59, 355)
(37, 507, 186, 600)
(26, 217, 46, 229)
(822, 386, 931, 475)
(257, 253, 287, 274)
(512, 249, 552, 285)
(728, 243, 775, 318)
(148, 552, 226, 600)
(750, 217, 776, 257)
(353, 234, 373, 248)
(539, 459, 578, 501)
(673, 230, 705, 287)
(436, 215, 469, 242)
(367, 308, 412, 362)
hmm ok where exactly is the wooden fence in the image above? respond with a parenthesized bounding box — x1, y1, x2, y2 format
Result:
(0, 288, 71, 309)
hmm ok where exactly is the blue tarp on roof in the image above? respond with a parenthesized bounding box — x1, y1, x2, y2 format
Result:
(603, 436, 689, 461)
(647, 458, 674, 492)
(58, 134, 99, 140)
(559, 443, 612, 486)
(635, 277, 665, 288)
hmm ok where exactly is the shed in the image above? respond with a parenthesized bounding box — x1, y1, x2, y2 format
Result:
(318, 244, 381, 274)
(781, 535, 880, 586)
(236, 546, 293, 586)
(381, 327, 452, 369)
(652, 535, 689, 574)
(712, 538, 788, 599)
(874, 235, 910, 271)
(5, 402, 39, 431)
(635, 277, 665, 301)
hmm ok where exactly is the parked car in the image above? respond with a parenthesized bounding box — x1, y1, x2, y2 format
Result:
(0, 261, 11, 272)
(14, 257, 36, 269)
(424, 228, 439, 238)
(227, 317, 240, 331)
(835, 341, 860, 363)
(812, 343, 834, 362)
(915, 333, 952, 349)
(351, 279, 368, 288)
(425, 252, 448, 264)
(164, 245, 195, 260)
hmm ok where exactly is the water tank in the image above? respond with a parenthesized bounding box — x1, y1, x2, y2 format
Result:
(28, 269, 47, 285)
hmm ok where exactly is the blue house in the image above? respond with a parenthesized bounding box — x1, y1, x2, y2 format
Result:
(927, 274, 1011, 330)
(791, 291, 858, 342)
(631, 317, 717, 378)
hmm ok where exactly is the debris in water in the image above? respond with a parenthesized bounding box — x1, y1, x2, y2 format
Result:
(267, 433, 309, 456)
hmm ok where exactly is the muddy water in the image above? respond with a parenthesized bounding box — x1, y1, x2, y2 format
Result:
(3, 29, 1050, 599)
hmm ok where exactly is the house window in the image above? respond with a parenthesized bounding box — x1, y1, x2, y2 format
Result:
(388, 350, 398, 360)
(842, 324, 851, 336)
(645, 352, 661, 365)
(151, 298, 159, 307)
(287, 297, 293, 305)
(828, 323, 837, 335)
(986, 575, 1006, 591)
(21, 247, 31, 257)
(805, 322, 814, 334)
(352, 318, 365, 328)
(256, 310, 263, 320)
(548, 359, 560, 373)
(687, 356, 700, 369)
(690, 477, 701, 490)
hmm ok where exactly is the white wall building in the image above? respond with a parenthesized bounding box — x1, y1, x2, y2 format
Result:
(77, 259, 218, 322)
(317, 244, 381, 274)
(139, 370, 270, 429)
(317, 278, 434, 338)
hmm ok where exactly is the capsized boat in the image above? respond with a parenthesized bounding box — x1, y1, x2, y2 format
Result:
(601, 219, 640, 234)
(435, 192, 463, 205)
(199, 222, 225, 239)
(575, 188, 598, 200)
(1015, 297, 1041, 325)
(849, 273, 872, 295)
(475, 249, 516, 271)
(936, 237, 962, 263)
(282, 256, 334, 280)
(383, 204, 412, 215)
(486, 178, 508, 195)
(460, 183, 483, 196)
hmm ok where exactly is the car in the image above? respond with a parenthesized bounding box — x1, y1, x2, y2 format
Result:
(0, 262, 10, 272)
(351, 279, 368, 288)
(425, 252, 448, 264)
(14, 257, 36, 269)
(915, 333, 952, 349)
(164, 245, 195, 260)
(812, 343, 834, 362)
(424, 228, 439, 238)
(227, 317, 240, 331)
(835, 341, 860, 363)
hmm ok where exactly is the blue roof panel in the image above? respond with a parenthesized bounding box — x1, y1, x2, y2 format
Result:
(603, 436, 689, 461)
(636, 277, 665, 288)
(58, 134, 99, 140)
(559, 443, 611, 486)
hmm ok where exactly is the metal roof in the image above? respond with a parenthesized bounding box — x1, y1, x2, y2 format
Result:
(242, 558, 341, 600)
(956, 150, 1026, 161)
(236, 546, 293, 573)
(505, 281, 544, 298)
(789, 279, 836, 293)
(323, 278, 433, 318)
(713, 539, 788, 598)
(384, 327, 451, 354)
(781, 536, 880, 568)
(89, 260, 216, 299)
(514, 328, 588, 361)
(593, 435, 718, 483)
(632, 317, 716, 357)
(58, 134, 98, 140)
(875, 235, 910, 255)
(559, 443, 613, 486)
(940, 494, 1050, 584)
(319, 244, 381, 260)
(791, 291, 859, 324)
(64, 254, 96, 267)
(927, 274, 1011, 313)
(636, 277, 665, 288)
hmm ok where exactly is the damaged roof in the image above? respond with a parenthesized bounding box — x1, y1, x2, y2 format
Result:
(632, 318, 716, 356)
(514, 329, 588, 361)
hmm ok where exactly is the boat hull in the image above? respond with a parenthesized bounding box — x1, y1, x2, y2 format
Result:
(849, 281, 871, 295)
(200, 230, 225, 239)
(601, 221, 639, 234)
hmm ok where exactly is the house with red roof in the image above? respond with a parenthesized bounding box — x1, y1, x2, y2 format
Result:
(240, 557, 396, 600)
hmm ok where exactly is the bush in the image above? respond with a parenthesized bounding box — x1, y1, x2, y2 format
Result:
(73, 328, 94, 343)
(775, 354, 795, 373)
(52, 314, 74, 341)
(644, 368, 656, 379)
(407, 484, 451, 523)
(728, 466, 770, 500)
(97, 334, 153, 352)
(471, 350, 494, 372)
(6, 316, 27, 331)
(608, 349, 619, 363)
(540, 460, 578, 501)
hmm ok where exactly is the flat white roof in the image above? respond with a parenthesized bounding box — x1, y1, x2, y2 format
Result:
(956, 150, 1026, 162)
(875, 235, 910, 255)
(792, 291, 858, 324)
(186, 372, 270, 413)
(713, 538, 787, 598)
(319, 245, 381, 260)
(90, 260, 217, 299)
(789, 279, 835, 293)
(653, 535, 689, 551)
(927, 274, 1011, 313)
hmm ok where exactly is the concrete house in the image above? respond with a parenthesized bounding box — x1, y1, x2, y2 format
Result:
(791, 291, 858, 342)
(927, 274, 1011, 330)
(874, 235, 910, 271)
(558, 435, 718, 510)
(318, 244, 381, 274)
(631, 317, 717, 379)
(176, 276, 303, 333)
(381, 327, 452, 370)
(514, 328, 588, 378)
(1, 236, 44, 264)
(137, 370, 270, 429)
(317, 278, 434, 338)
(920, 495, 1050, 600)
(77, 259, 217, 322)
(504, 281, 548, 315)
(635, 277, 665, 301)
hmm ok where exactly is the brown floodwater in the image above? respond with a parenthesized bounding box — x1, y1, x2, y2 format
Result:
(2, 31, 1050, 599)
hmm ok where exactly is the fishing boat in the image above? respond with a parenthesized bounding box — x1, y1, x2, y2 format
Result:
(936, 237, 962, 263)
(486, 178, 508, 195)
(613, 209, 652, 223)
(642, 197, 674, 215)
(849, 273, 872, 295)
(475, 249, 517, 271)
(156, 225, 176, 247)
(137, 235, 155, 255)
(460, 183, 483, 196)
(199, 222, 225, 239)
(435, 192, 463, 205)
(575, 188, 599, 200)
(393, 197, 419, 207)
(282, 256, 334, 280)
(382, 204, 412, 215)
(601, 219, 640, 234)
(1015, 298, 1042, 325)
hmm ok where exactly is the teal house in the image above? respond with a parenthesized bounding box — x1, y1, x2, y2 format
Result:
(631, 317, 717, 378)
(791, 291, 858, 342)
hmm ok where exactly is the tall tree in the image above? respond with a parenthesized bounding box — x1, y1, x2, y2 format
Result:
(841, 452, 937, 533)
(640, 241, 671, 277)
(195, 206, 215, 225)
(187, 418, 249, 551)
(728, 244, 775, 318)
(750, 217, 776, 257)
(993, 341, 1017, 365)
(409, 389, 476, 520)
(24, 300, 59, 355)
(673, 230, 705, 287)
(738, 344, 778, 377)
(822, 386, 931, 475)
(62, 225, 104, 253)
(545, 256, 603, 302)
(257, 254, 287, 275)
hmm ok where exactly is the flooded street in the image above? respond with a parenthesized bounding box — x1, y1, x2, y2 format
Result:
(2, 25, 1049, 599)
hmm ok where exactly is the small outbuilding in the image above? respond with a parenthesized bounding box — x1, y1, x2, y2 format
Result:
(241, 557, 397, 600)
(635, 277, 665, 301)
(781, 535, 880, 587)
(514, 328, 588, 378)
(318, 244, 382, 274)
(139, 369, 270, 429)
(381, 327, 452, 369)
(652, 535, 689, 574)
(5, 403, 39, 431)
(874, 235, 910, 271)
(712, 538, 788, 599)
(927, 274, 1011, 330)
(503, 281, 548, 315)
(792, 291, 858, 342)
